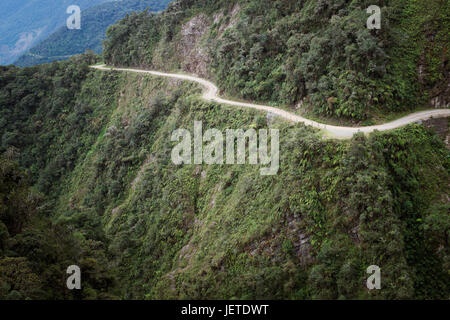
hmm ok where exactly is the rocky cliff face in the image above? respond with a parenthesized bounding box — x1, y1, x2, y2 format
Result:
(179, 14, 211, 77)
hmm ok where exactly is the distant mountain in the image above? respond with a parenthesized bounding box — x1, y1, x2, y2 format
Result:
(15, 0, 171, 67)
(0, 0, 112, 65)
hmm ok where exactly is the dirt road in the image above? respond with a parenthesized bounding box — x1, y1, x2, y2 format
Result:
(91, 65, 450, 139)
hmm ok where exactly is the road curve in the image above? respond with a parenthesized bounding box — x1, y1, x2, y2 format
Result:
(91, 65, 450, 139)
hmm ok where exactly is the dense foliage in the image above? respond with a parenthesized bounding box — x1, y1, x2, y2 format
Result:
(15, 0, 172, 67)
(103, 0, 449, 122)
(0, 55, 120, 299)
(0, 0, 448, 300)
(0, 152, 117, 299)
(0, 56, 448, 299)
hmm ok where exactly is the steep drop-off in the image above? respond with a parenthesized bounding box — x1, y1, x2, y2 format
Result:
(0, 53, 448, 299)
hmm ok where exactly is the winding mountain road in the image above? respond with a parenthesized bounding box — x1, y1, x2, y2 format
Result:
(91, 64, 450, 139)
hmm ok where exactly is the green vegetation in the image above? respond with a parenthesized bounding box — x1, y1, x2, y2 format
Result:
(0, 152, 117, 299)
(0, 54, 119, 299)
(1, 52, 448, 299)
(15, 0, 172, 67)
(103, 0, 449, 122)
(0, 0, 448, 300)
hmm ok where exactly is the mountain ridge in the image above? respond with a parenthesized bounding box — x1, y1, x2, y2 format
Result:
(15, 0, 172, 67)
(0, 0, 112, 65)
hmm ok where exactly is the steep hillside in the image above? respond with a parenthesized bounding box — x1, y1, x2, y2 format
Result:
(0, 55, 119, 299)
(0, 0, 111, 65)
(0, 0, 449, 301)
(15, 0, 172, 67)
(103, 0, 449, 124)
(0, 53, 449, 299)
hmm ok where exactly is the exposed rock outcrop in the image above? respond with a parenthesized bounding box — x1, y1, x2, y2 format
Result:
(179, 14, 211, 77)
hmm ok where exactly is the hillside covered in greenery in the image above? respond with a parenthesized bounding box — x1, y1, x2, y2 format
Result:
(103, 0, 449, 124)
(15, 0, 172, 67)
(0, 50, 448, 299)
(0, 0, 449, 300)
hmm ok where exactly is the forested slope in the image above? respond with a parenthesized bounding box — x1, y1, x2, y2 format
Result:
(0, 52, 449, 299)
(0, 55, 118, 299)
